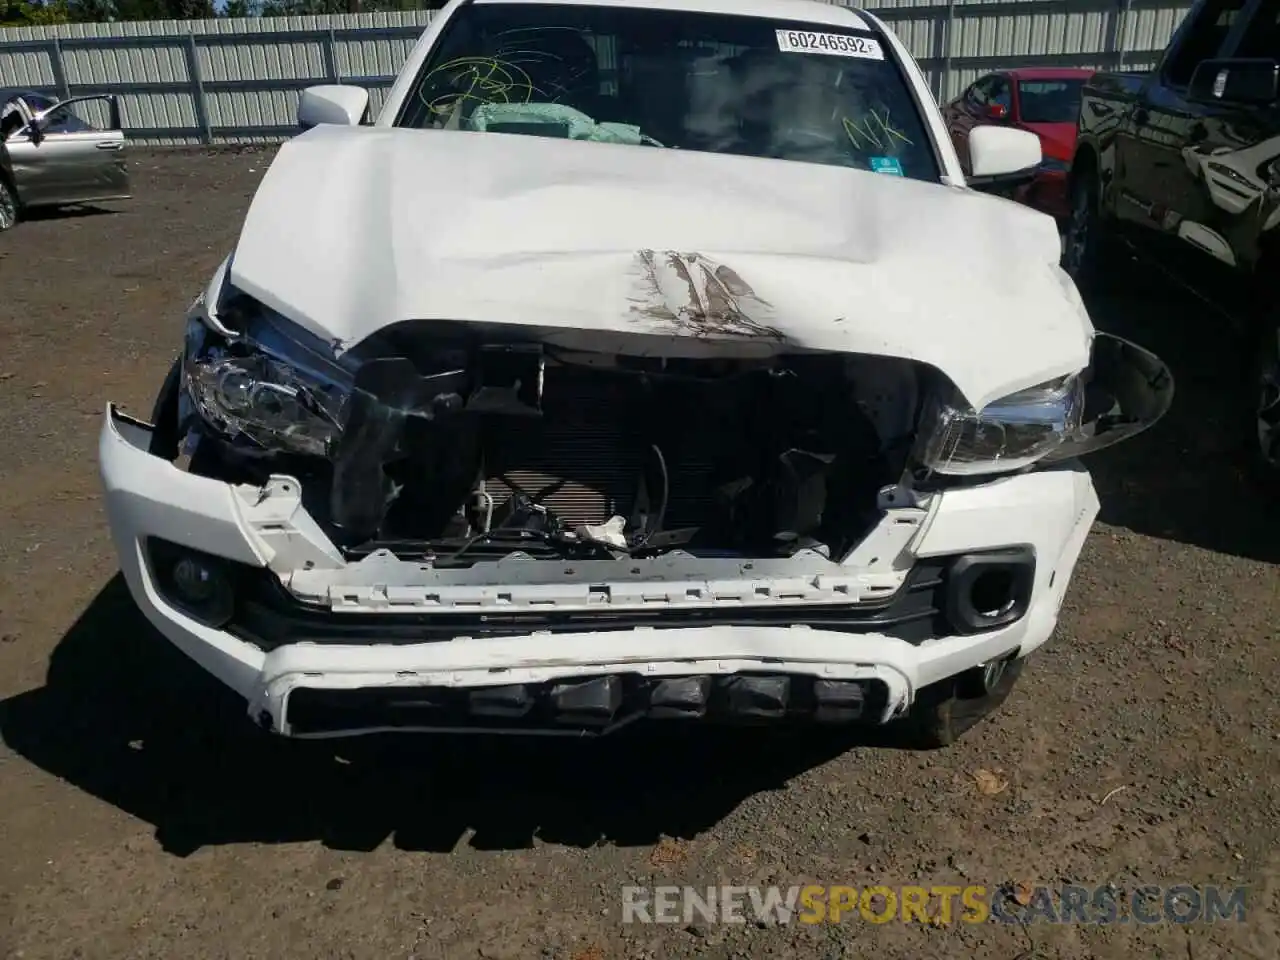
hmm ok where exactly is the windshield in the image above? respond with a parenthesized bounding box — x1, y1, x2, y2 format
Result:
(395, 3, 940, 182)
(1017, 79, 1086, 124)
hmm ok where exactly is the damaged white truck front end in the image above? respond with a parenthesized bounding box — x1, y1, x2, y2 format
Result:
(99, 0, 1172, 746)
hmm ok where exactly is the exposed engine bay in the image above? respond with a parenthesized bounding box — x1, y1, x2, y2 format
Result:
(175, 311, 923, 567)
(383, 351, 912, 562)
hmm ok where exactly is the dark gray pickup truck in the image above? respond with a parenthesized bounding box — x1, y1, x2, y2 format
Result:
(1063, 0, 1279, 469)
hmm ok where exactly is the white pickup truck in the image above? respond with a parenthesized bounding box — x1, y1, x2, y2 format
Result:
(99, 0, 1172, 747)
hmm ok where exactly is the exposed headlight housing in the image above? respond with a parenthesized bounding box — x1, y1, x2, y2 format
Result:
(182, 294, 356, 457)
(913, 374, 1084, 476)
(1037, 157, 1070, 173)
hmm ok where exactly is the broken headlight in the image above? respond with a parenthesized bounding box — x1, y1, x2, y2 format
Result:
(182, 296, 356, 457)
(914, 374, 1084, 476)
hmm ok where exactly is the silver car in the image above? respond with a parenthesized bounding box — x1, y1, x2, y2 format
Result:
(0, 89, 131, 232)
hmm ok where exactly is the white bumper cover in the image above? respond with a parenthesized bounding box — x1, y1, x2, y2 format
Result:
(100, 405, 1100, 737)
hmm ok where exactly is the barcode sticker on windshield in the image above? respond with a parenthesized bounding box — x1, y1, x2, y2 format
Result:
(775, 30, 885, 60)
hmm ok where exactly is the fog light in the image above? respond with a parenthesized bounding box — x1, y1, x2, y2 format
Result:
(168, 555, 234, 626)
(147, 539, 236, 628)
(173, 556, 218, 602)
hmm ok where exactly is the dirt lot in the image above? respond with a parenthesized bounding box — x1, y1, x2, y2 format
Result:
(1, 149, 1279, 960)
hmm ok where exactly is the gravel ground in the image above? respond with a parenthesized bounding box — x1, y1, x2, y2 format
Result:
(1, 149, 1279, 960)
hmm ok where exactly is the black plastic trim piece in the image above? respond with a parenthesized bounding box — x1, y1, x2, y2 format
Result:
(225, 556, 952, 651)
(943, 545, 1036, 635)
(139, 537, 1037, 651)
(283, 672, 894, 736)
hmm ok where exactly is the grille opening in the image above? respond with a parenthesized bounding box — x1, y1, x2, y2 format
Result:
(374, 354, 907, 562)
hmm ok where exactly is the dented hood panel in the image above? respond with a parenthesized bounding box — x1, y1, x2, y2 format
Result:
(229, 125, 1092, 409)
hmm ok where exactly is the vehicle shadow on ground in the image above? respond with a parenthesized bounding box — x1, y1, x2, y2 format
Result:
(1083, 281, 1280, 564)
(20, 204, 116, 223)
(0, 576, 900, 857)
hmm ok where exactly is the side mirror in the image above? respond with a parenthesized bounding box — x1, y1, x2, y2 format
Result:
(28, 109, 50, 143)
(967, 125, 1041, 189)
(1188, 58, 1278, 106)
(297, 85, 370, 130)
(985, 102, 1009, 121)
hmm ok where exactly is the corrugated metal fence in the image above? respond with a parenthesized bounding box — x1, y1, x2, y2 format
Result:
(0, 0, 1191, 145)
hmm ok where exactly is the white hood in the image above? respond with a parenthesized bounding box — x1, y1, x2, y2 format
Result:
(229, 125, 1091, 409)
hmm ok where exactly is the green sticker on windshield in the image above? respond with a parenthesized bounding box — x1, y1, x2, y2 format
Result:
(870, 156, 904, 176)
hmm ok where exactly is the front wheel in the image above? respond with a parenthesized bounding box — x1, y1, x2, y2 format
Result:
(0, 177, 18, 233)
(1249, 308, 1280, 477)
(1061, 169, 1119, 297)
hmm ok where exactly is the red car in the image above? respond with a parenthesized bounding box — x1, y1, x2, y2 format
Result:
(942, 68, 1094, 220)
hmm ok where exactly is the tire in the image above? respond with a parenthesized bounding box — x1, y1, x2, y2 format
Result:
(892, 655, 1026, 750)
(1248, 305, 1280, 478)
(1061, 165, 1120, 298)
(0, 176, 17, 233)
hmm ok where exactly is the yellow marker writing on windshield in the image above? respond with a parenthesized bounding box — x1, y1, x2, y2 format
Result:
(842, 106, 913, 151)
(419, 57, 536, 118)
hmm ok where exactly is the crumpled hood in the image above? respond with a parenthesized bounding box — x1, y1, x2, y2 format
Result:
(229, 124, 1091, 409)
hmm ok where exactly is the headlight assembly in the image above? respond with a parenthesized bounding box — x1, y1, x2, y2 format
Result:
(913, 374, 1084, 476)
(1037, 157, 1069, 173)
(182, 297, 356, 457)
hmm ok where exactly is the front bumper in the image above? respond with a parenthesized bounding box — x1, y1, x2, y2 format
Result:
(100, 404, 1100, 738)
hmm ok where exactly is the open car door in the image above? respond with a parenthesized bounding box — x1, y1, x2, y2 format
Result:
(4, 94, 129, 208)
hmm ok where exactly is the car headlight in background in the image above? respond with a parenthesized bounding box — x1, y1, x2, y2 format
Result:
(1037, 157, 1070, 173)
(913, 375, 1084, 476)
(183, 297, 355, 457)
